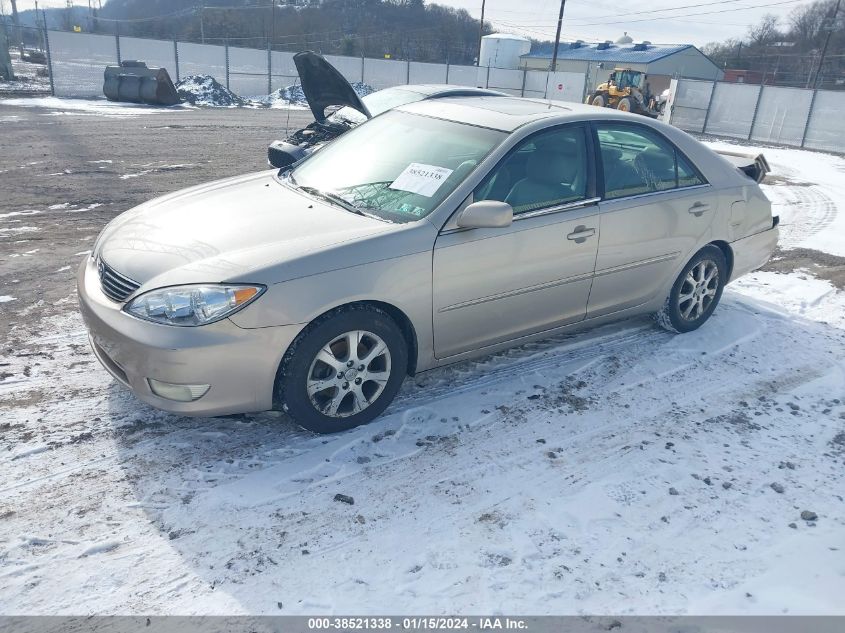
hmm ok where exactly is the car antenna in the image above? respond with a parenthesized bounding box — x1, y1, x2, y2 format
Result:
(284, 76, 299, 137)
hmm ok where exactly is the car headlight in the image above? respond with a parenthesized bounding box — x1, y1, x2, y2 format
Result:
(125, 284, 265, 326)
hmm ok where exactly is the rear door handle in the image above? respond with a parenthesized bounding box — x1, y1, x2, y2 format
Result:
(688, 202, 711, 216)
(566, 226, 596, 242)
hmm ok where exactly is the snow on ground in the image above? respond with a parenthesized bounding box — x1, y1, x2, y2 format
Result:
(704, 139, 845, 257)
(176, 75, 249, 108)
(255, 81, 374, 109)
(0, 136, 844, 615)
(0, 48, 51, 95)
(0, 96, 188, 117)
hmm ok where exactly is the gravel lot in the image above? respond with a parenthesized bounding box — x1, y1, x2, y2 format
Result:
(0, 103, 312, 340)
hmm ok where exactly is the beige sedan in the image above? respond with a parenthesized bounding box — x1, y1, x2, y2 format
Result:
(78, 97, 778, 433)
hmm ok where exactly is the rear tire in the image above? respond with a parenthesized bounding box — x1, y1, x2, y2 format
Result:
(278, 305, 408, 434)
(655, 245, 727, 333)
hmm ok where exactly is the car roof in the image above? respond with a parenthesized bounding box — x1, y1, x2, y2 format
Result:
(397, 95, 653, 132)
(397, 84, 507, 98)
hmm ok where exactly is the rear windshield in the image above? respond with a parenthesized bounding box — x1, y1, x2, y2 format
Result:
(290, 110, 506, 223)
(329, 87, 425, 125)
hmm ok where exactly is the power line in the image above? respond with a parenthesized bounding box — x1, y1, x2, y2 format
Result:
(505, 0, 806, 28)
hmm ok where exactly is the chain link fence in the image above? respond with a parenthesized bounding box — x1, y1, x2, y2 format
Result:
(6, 28, 589, 104)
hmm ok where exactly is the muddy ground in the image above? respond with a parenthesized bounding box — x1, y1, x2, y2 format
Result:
(0, 104, 313, 341)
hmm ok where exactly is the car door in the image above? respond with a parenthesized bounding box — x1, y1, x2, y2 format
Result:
(587, 122, 712, 318)
(432, 124, 600, 359)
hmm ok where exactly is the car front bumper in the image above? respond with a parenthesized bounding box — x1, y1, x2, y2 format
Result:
(77, 257, 304, 416)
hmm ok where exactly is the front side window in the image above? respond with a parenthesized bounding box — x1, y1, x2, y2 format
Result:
(474, 126, 589, 215)
(597, 124, 705, 200)
(290, 110, 506, 223)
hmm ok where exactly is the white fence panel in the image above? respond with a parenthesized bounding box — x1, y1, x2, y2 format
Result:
(522, 70, 547, 98)
(705, 82, 760, 138)
(324, 54, 363, 84)
(409, 61, 446, 85)
(803, 90, 845, 153)
(447, 64, 482, 87)
(487, 67, 523, 92)
(228, 46, 268, 96)
(667, 79, 713, 133)
(177, 42, 226, 83)
(546, 71, 586, 103)
(269, 50, 298, 91)
(50, 31, 116, 97)
(750, 86, 813, 146)
(120, 37, 176, 81)
(363, 58, 407, 89)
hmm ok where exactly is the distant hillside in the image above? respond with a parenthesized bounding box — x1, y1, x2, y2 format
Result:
(15, 0, 490, 65)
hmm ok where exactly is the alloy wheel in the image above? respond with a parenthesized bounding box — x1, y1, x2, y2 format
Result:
(678, 259, 719, 321)
(306, 330, 392, 418)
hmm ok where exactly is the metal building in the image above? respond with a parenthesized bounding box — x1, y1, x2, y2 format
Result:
(520, 38, 724, 95)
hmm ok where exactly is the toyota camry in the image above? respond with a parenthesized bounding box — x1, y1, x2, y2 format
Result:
(78, 96, 778, 433)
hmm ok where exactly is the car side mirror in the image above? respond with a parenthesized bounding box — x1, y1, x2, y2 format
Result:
(456, 200, 513, 229)
(268, 140, 307, 169)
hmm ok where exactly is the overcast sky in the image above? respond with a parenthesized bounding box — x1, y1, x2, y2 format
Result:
(3, 0, 820, 47)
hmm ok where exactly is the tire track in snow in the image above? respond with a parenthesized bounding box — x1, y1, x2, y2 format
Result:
(762, 162, 838, 249)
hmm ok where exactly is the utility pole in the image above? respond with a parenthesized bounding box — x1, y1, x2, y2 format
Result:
(812, 0, 841, 89)
(270, 0, 276, 51)
(476, 0, 485, 66)
(199, 1, 205, 44)
(549, 0, 567, 72)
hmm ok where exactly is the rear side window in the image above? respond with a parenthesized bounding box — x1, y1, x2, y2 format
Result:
(596, 124, 705, 200)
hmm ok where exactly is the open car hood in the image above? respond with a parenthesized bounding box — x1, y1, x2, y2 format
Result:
(294, 51, 371, 124)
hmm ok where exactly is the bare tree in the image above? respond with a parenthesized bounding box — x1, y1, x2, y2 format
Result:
(747, 14, 781, 47)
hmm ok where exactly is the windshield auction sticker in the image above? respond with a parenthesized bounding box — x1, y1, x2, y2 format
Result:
(389, 163, 454, 197)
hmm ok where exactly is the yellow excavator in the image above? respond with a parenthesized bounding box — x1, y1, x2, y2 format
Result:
(585, 68, 663, 118)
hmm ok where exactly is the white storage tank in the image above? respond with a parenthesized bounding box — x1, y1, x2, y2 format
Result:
(479, 34, 531, 69)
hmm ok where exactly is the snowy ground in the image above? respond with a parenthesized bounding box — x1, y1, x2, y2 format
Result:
(0, 106, 843, 616)
(0, 49, 51, 95)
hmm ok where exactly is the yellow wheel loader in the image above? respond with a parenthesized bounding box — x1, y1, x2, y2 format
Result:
(585, 68, 662, 118)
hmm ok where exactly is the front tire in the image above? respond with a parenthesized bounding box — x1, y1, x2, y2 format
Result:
(591, 93, 607, 107)
(656, 246, 727, 333)
(617, 96, 634, 112)
(278, 305, 408, 433)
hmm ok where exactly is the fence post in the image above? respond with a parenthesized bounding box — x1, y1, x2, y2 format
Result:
(267, 41, 272, 94)
(701, 80, 718, 134)
(360, 54, 365, 84)
(225, 40, 230, 90)
(42, 21, 55, 96)
(800, 89, 819, 148)
(115, 22, 121, 65)
(406, 59, 410, 85)
(485, 65, 490, 89)
(445, 61, 450, 84)
(748, 84, 764, 141)
(173, 40, 179, 82)
(520, 69, 527, 97)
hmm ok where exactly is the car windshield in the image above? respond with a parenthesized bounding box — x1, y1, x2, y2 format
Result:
(289, 110, 506, 223)
(328, 87, 425, 125)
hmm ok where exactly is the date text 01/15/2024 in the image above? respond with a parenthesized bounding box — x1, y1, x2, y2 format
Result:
(306, 617, 529, 630)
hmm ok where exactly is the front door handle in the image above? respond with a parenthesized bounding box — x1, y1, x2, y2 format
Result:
(566, 226, 596, 243)
(688, 202, 711, 216)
